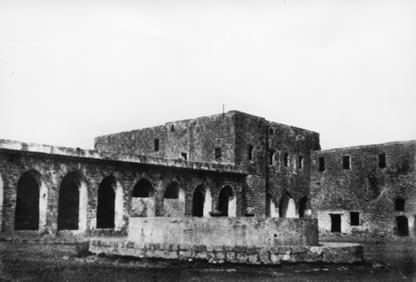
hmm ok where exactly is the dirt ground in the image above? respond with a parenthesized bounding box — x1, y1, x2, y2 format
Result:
(0, 235, 415, 281)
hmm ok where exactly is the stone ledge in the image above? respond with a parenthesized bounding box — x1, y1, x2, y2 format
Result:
(89, 239, 363, 265)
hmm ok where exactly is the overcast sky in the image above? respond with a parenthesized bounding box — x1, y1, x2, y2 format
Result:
(1, 0, 415, 150)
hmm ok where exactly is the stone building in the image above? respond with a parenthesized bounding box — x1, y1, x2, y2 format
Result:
(0, 110, 414, 239)
(311, 141, 416, 237)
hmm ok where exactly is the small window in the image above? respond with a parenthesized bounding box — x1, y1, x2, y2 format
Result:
(215, 147, 222, 160)
(343, 156, 351, 169)
(283, 153, 289, 167)
(269, 150, 275, 165)
(171, 125, 175, 132)
(318, 157, 325, 172)
(378, 153, 386, 168)
(180, 152, 187, 161)
(298, 155, 304, 169)
(248, 145, 254, 161)
(350, 212, 360, 226)
(269, 128, 274, 135)
(154, 139, 159, 151)
(395, 199, 405, 212)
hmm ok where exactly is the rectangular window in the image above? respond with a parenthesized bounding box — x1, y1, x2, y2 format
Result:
(154, 139, 159, 152)
(378, 153, 386, 168)
(395, 199, 405, 212)
(215, 147, 222, 160)
(269, 150, 275, 165)
(350, 212, 360, 226)
(318, 157, 325, 172)
(248, 145, 254, 161)
(299, 155, 304, 169)
(343, 156, 351, 169)
(180, 152, 187, 161)
(284, 153, 289, 167)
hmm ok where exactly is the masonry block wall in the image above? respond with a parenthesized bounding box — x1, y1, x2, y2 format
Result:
(311, 141, 416, 237)
(0, 144, 247, 234)
(94, 111, 321, 218)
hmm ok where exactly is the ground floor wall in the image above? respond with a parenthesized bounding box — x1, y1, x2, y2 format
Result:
(0, 151, 247, 235)
(316, 209, 416, 238)
(128, 217, 319, 248)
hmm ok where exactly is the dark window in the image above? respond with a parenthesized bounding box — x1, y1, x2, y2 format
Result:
(171, 125, 175, 132)
(318, 157, 325, 172)
(269, 150, 275, 165)
(181, 152, 187, 161)
(132, 179, 154, 198)
(395, 198, 405, 212)
(269, 128, 274, 135)
(154, 139, 159, 151)
(396, 216, 409, 236)
(343, 156, 351, 169)
(378, 153, 386, 168)
(215, 147, 222, 160)
(15, 171, 40, 230)
(192, 185, 205, 217)
(164, 182, 179, 199)
(299, 155, 304, 169)
(248, 145, 254, 161)
(330, 214, 341, 232)
(350, 212, 360, 226)
(284, 153, 289, 167)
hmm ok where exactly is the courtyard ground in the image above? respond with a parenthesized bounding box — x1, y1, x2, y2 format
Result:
(0, 234, 415, 281)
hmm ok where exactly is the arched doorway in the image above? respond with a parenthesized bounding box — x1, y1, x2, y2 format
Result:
(192, 185, 206, 217)
(58, 172, 88, 231)
(163, 182, 185, 217)
(266, 193, 277, 217)
(131, 178, 154, 217)
(396, 216, 409, 236)
(96, 176, 116, 228)
(14, 170, 43, 230)
(217, 185, 236, 217)
(298, 196, 307, 217)
(279, 193, 297, 218)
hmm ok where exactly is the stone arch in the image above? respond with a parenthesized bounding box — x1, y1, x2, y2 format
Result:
(14, 170, 47, 231)
(217, 185, 236, 217)
(131, 178, 155, 217)
(192, 184, 212, 217)
(266, 193, 278, 217)
(298, 196, 308, 218)
(96, 176, 116, 229)
(163, 182, 185, 217)
(279, 192, 297, 218)
(57, 171, 88, 231)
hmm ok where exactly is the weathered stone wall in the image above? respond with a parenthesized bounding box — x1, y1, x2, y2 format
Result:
(311, 141, 416, 237)
(266, 121, 320, 218)
(128, 217, 319, 247)
(90, 239, 363, 265)
(0, 145, 247, 234)
(94, 111, 321, 217)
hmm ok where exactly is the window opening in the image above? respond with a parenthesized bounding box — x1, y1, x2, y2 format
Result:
(248, 145, 254, 161)
(215, 147, 222, 160)
(395, 198, 405, 212)
(350, 212, 360, 226)
(396, 216, 409, 236)
(269, 150, 275, 165)
(299, 155, 304, 169)
(284, 153, 289, 167)
(343, 156, 351, 169)
(378, 153, 386, 168)
(330, 214, 341, 232)
(318, 157, 325, 172)
(154, 139, 159, 152)
(181, 152, 187, 161)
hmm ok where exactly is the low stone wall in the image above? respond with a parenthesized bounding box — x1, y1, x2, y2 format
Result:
(128, 217, 319, 247)
(89, 239, 363, 264)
